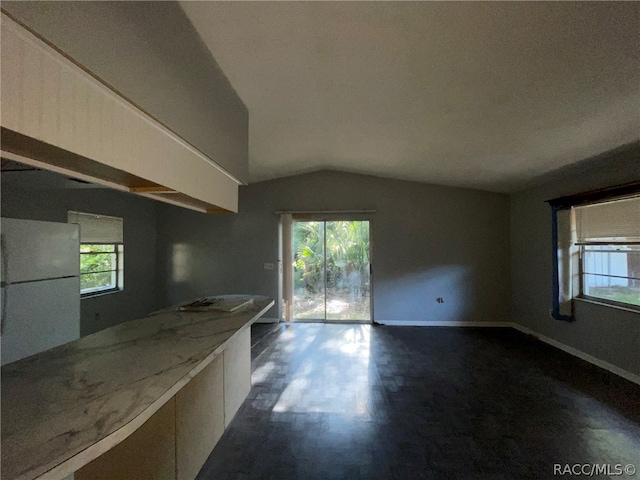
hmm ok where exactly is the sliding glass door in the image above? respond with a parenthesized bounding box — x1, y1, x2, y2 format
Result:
(291, 220, 371, 322)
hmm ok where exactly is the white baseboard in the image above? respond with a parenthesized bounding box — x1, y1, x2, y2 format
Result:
(263, 318, 638, 385)
(511, 324, 640, 386)
(254, 317, 280, 324)
(375, 320, 513, 327)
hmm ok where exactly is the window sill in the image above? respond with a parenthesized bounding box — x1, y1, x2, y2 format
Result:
(81, 288, 123, 299)
(575, 296, 640, 315)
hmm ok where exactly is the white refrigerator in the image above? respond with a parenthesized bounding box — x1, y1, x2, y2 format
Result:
(1, 217, 80, 366)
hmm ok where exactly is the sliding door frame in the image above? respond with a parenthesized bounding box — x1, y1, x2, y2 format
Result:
(279, 211, 374, 324)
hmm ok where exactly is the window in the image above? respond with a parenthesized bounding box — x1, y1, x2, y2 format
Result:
(68, 212, 124, 296)
(550, 184, 640, 320)
(580, 245, 640, 307)
(574, 197, 640, 308)
(79, 243, 122, 294)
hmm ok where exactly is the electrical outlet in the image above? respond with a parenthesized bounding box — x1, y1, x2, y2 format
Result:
(264, 262, 274, 270)
(436, 297, 444, 304)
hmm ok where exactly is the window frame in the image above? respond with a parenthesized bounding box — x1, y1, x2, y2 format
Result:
(80, 243, 124, 297)
(68, 211, 124, 298)
(578, 243, 640, 311)
(548, 181, 640, 321)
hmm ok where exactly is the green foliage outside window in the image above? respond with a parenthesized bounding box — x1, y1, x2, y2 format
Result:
(293, 221, 370, 294)
(80, 244, 118, 293)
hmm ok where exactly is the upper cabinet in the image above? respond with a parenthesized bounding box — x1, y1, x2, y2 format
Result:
(0, 3, 249, 213)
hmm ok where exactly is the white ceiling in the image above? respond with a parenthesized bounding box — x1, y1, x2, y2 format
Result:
(180, 1, 640, 193)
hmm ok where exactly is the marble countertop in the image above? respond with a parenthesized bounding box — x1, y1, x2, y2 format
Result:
(1, 295, 274, 480)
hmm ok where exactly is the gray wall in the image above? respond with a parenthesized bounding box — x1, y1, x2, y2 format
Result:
(510, 141, 640, 376)
(156, 170, 511, 324)
(3, 1, 249, 183)
(1, 177, 162, 336)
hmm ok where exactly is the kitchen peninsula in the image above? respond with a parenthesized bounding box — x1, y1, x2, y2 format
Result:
(1, 295, 274, 480)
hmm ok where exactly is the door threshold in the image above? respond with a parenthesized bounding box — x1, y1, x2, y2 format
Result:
(290, 319, 371, 324)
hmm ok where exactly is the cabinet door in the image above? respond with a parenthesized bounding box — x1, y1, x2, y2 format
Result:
(224, 328, 252, 427)
(75, 400, 176, 480)
(176, 356, 225, 480)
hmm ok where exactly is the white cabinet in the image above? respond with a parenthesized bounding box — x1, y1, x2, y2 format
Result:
(75, 332, 251, 480)
(0, 14, 243, 214)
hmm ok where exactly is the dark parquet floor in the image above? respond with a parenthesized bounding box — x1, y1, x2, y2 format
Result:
(197, 324, 640, 480)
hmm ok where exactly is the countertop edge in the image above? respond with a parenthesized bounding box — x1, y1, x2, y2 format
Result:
(29, 299, 275, 480)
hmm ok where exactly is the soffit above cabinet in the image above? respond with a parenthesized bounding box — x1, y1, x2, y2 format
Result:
(0, 12, 246, 214)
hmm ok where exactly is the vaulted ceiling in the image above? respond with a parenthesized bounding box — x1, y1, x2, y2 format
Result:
(180, 1, 639, 193)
